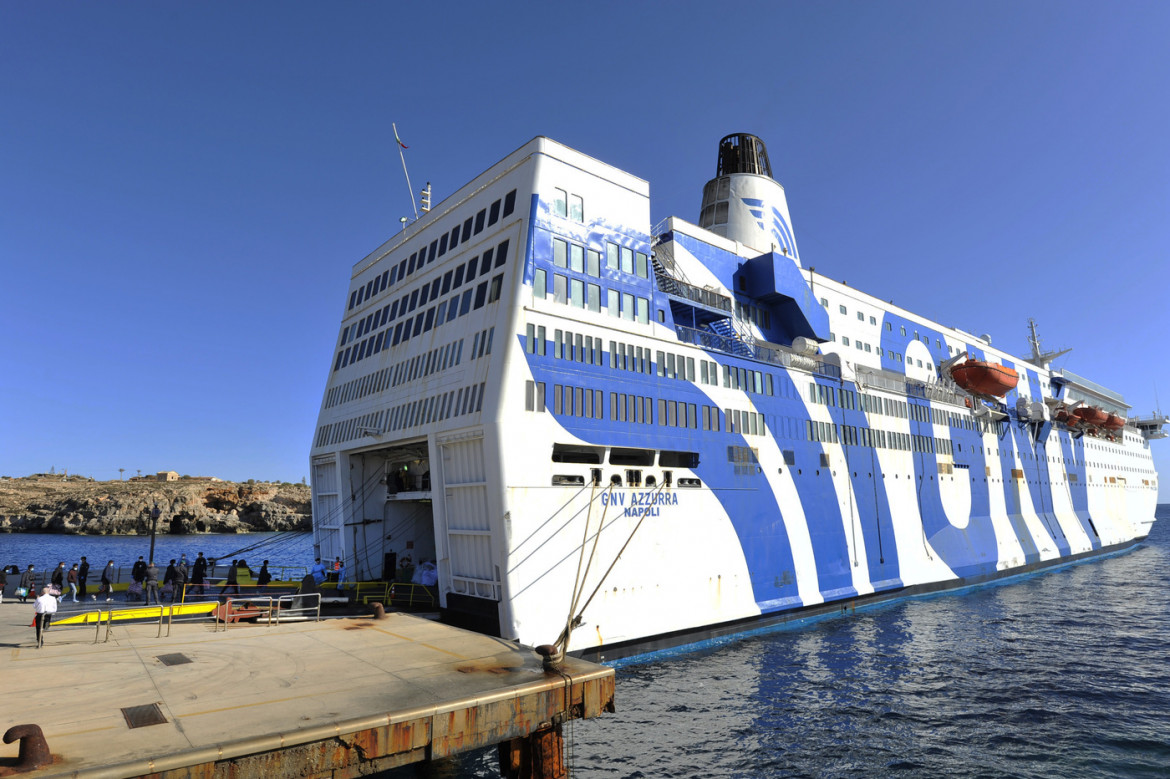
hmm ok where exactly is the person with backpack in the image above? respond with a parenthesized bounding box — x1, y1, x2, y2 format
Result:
(50, 562, 66, 600)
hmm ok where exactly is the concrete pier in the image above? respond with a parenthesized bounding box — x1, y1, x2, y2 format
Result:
(0, 604, 614, 777)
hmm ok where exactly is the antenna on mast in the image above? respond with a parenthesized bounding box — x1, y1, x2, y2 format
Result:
(1027, 318, 1071, 368)
(393, 123, 418, 220)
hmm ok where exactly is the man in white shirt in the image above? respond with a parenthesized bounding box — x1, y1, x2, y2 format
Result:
(34, 587, 58, 648)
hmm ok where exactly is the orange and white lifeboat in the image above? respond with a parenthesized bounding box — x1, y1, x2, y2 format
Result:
(950, 359, 1019, 397)
(1073, 406, 1109, 426)
(1103, 413, 1126, 431)
(1055, 407, 1078, 426)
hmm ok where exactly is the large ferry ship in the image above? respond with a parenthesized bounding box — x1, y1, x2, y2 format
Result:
(310, 135, 1165, 662)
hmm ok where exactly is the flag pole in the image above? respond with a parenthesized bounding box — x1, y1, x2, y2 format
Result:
(393, 123, 418, 220)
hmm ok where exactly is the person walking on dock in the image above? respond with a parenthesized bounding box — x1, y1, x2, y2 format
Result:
(176, 556, 189, 602)
(131, 556, 147, 602)
(257, 560, 272, 588)
(66, 564, 80, 602)
(219, 560, 240, 596)
(144, 561, 161, 606)
(19, 565, 36, 604)
(33, 587, 57, 648)
(78, 556, 90, 599)
(50, 562, 66, 600)
(163, 560, 177, 602)
(192, 553, 207, 596)
(98, 560, 115, 602)
(0, 566, 6, 605)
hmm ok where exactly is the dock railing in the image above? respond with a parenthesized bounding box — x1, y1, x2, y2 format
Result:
(389, 582, 438, 610)
(213, 593, 322, 631)
(47, 601, 222, 644)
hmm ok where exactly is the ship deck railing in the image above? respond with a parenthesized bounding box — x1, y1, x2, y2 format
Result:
(675, 324, 841, 378)
(655, 272, 733, 313)
(856, 366, 970, 407)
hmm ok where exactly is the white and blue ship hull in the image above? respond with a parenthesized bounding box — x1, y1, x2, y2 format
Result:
(310, 136, 1162, 662)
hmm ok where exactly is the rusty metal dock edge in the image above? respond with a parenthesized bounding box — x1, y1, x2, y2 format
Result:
(33, 665, 614, 778)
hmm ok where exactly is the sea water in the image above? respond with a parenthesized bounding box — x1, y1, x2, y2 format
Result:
(0, 531, 315, 576)
(5, 512, 1169, 778)
(443, 505, 1170, 778)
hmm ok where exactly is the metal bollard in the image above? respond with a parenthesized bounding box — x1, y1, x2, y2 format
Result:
(2, 723, 52, 771)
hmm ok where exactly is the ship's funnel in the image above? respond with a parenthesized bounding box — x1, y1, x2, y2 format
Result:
(698, 134, 801, 263)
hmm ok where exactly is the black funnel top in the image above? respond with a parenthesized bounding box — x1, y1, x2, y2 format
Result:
(715, 134, 773, 179)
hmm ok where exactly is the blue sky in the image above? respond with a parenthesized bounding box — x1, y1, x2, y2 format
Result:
(2, 1, 1168, 497)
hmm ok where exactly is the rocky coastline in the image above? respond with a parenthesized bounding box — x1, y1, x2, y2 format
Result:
(0, 476, 311, 535)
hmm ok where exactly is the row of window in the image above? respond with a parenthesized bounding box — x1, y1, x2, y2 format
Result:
(535, 268, 651, 324)
(720, 364, 772, 394)
(825, 333, 919, 369)
(339, 237, 510, 353)
(808, 382, 1001, 435)
(382, 382, 488, 436)
(551, 188, 584, 222)
(734, 300, 771, 330)
(554, 385, 604, 420)
(334, 270, 505, 372)
(549, 235, 652, 280)
(524, 324, 781, 402)
(658, 351, 696, 382)
(386, 339, 466, 390)
(348, 190, 517, 312)
(314, 381, 486, 447)
(611, 392, 655, 425)
(808, 421, 954, 456)
(823, 298, 941, 345)
(524, 381, 764, 438)
(326, 336, 465, 410)
(727, 445, 759, 476)
(611, 341, 656, 375)
(325, 327, 496, 411)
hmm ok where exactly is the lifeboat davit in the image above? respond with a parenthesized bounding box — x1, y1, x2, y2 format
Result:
(1104, 413, 1126, 431)
(1073, 406, 1109, 426)
(950, 359, 1019, 397)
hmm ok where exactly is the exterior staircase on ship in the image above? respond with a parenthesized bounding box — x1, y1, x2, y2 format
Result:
(651, 244, 753, 356)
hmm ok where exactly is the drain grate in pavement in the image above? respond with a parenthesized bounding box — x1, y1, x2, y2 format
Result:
(122, 703, 168, 729)
(156, 653, 193, 666)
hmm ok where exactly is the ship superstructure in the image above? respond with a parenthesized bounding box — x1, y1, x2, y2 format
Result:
(310, 135, 1163, 661)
